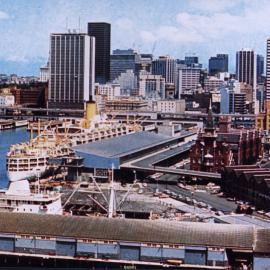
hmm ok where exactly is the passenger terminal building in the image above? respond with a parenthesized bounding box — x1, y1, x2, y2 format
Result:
(73, 130, 194, 170)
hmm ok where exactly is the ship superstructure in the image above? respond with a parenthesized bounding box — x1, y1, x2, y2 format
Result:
(6, 102, 142, 182)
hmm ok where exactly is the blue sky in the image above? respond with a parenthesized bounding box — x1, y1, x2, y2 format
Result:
(0, 0, 269, 75)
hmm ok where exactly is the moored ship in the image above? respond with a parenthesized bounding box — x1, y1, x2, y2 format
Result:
(6, 102, 142, 182)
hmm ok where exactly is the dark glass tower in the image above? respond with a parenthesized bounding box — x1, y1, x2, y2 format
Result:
(208, 54, 228, 75)
(88, 22, 111, 84)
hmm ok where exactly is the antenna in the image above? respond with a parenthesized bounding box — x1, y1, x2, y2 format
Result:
(78, 16, 81, 32)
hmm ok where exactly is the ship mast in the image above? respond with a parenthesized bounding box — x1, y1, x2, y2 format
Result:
(108, 164, 116, 218)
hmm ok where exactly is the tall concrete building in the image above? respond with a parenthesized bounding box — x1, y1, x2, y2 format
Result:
(208, 54, 228, 75)
(178, 68, 201, 98)
(88, 22, 110, 84)
(266, 39, 270, 100)
(236, 49, 257, 112)
(152, 56, 176, 84)
(48, 32, 95, 109)
(256, 39, 270, 130)
(138, 73, 165, 99)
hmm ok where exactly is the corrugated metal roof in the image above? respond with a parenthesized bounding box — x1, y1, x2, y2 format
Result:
(73, 132, 172, 158)
(0, 212, 261, 250)
(254, 229, 270, 252)
(215, 215, 270, 229)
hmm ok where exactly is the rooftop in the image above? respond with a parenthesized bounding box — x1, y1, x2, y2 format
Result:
(0, 212, 267, 251)
(73, 132, 172, 158)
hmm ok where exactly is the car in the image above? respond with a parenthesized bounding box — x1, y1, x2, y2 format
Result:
(177, 195, 183, 200)
(227, 197, 235, 202)
(257, 210, 266, 215)
(159, 193, 169, 199)
(236, 200, 244, 205)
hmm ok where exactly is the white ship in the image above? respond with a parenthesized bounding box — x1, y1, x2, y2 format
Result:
(6, 131, 73, 182)
(0, 179, 62, 214)
(6, 102, 142, 182)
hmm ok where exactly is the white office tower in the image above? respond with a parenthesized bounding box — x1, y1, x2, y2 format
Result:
(178, 68, 201, 97)
(49, 32, 95, 109)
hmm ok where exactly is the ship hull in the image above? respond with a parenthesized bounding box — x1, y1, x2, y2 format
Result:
(7, 166, 47, 182)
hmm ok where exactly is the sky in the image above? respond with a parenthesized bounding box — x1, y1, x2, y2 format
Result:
(0, 0, 269, 75)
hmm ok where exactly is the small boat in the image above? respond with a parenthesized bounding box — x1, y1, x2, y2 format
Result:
(15, 119, 28, 127)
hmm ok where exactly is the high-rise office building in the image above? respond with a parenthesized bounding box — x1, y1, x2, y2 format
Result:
(110, 49, 139, 81)
(208, 54, 228, 75)
(257, 54, 264, 84)
(88, 22, 110, 84)
(236, 49, 257, 112)
(48, 32, 95, 109)
(266, 39, 270, 101)
(177, 56, 202, 68)
(152, 56, 176, 84)
(178, 67, 201, 98)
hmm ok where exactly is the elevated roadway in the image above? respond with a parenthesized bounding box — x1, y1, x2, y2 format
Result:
(122, 141, 221, 181)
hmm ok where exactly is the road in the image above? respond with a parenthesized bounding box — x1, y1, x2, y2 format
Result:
(148, 183, 236, 214)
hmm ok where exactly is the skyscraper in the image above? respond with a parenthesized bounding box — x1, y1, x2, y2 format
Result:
(110, 49, 138, 81)
(208, 54, 228, 75)
(88, 22, 110, 84)
(152, 56, 176, 84)
(236, 49, 257, 112)
(266, 39, 270, 101)
(178, 67, 201, 98)
(48, 32, 95, 109)
(257, 54, 264, 84)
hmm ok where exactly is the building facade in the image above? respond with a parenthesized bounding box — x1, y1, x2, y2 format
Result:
(222, 165, 270, 211)
(203, 76, 224, 92)
(220, 80, 246, 114)
(0, 88, 15, 106)
(256, 39, 270, 130)
(208, 54, 228, 76)
(256, 54, 264, 84)
(236, 49, 257, 112)
(48, 33, 95, 109)
(110, 49, 138, 82)
(96, 83, 121, 100)
(190, 114, 261, 173)
(138, 73, 165, 99)
(156, 99, 185, 113)
(39, 62, 49, 83)
(178, 68, 201, 98)
(152, 56, 176, 84)
(88, 22, 110, 84)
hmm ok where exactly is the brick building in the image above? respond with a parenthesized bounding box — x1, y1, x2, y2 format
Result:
(9, 85, 48, 107)
(190, 108, 261, 173)
(221, 165, 270, 210)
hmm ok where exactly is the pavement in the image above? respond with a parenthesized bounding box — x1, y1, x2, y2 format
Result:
(148, 183, 236, 214)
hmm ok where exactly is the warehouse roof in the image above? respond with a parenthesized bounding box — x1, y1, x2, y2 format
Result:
(73, 132, 173, 158)
(0, 212, 268, 252)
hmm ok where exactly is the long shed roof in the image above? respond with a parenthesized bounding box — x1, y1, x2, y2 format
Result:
(0, 212, 267, 252)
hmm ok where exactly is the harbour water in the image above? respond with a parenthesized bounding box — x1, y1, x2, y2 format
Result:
(0, 127, 30, 188)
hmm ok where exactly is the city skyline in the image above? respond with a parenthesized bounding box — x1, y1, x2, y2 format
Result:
(0, 0, 270, 75)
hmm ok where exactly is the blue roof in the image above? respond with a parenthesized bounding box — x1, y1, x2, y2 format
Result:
(73, 132, 172, 158)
